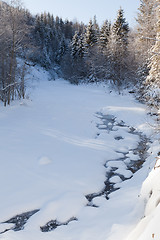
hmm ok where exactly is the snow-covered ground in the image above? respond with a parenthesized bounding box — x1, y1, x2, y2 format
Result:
(0, 66, 159, 240)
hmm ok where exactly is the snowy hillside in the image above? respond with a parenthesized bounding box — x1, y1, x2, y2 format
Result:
(0, 65, 159, 240)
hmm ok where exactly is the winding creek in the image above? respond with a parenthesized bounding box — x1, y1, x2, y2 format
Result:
(0, 112, 151, 234)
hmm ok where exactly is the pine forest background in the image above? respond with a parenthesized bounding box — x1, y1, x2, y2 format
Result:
(0, 0, 159, 108)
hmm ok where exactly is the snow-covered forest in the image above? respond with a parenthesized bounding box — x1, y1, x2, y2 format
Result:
(0, 0, 159, 106)
(0, 0, 160, 240)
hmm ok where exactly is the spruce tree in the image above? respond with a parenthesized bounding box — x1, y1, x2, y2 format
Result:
(146, 2, 160, 88)
(112, 7, 129, 49)
(99, 20, 111, 52)
(85, 20, 97, 49)
(109, 8, 129, 86)
(137, 0, 156, 47)
(71, 31, 79, 59)
(77, 34, 85, 58)
(56, 36, 67, 63)
(83, 20, 99, 81)
(71, 32, 85, 59)
(135, 0, 157, 84)
(93, 15, 100, 41)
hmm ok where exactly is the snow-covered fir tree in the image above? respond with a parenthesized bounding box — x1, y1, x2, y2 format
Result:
(82, 20, 96, 81)
(77, 34, 85, 58)
(99, 20, 111, 53)
(71, 32, 85, 59)
(137, 0, 156, 47)
(112, 7, 129, 49)
(93, 15, 100, 41)
(109, 8, 129, 87)
(135, 0, 157, 84)
(147, 4, 160, 85)
(56, 36, 67, 63)
(144, 1, 160, 106)
(85, 20, 97, 49)
(71, 31, 80, 59)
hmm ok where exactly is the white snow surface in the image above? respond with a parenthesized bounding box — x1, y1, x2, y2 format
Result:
(0, 65, 159, 240)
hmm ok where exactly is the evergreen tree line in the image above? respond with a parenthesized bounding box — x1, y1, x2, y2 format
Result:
(0, 0, 159, 106)
(136, 0, 160, 107)
(62, 11, 131, 87)
(31, 13, 85, 68)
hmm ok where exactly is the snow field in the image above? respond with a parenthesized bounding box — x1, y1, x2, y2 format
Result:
(0, 65, 156, 240)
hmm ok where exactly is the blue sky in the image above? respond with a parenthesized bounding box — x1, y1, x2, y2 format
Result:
(22, 0, 140, 26)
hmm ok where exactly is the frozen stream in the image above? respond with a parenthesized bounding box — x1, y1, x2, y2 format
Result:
(86, 113, 150, 205)
(0, 113, 150, 235)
